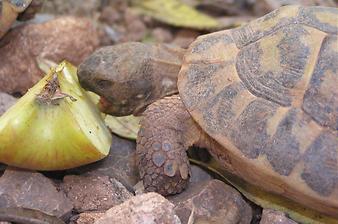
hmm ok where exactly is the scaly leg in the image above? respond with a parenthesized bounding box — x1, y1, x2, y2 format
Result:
(136, 95, 202, 195)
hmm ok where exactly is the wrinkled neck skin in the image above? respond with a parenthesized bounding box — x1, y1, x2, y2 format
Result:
(134, 44, 186, 116)
(153, 44, 185, 97)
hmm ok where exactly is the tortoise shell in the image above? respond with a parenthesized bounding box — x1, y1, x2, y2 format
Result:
(178, 5, 338, 216)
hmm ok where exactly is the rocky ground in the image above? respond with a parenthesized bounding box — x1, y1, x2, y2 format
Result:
(0, 0, 337, 223)
(0, 114, 292, 223)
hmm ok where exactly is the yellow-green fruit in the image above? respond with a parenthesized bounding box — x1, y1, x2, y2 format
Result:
(0, 61, 112, 170)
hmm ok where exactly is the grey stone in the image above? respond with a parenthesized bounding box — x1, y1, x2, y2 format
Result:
(260, 209, 298, 224)
(41, 0, 101, 16)
(0, 17, 99, 94)
(169, 179, 252, 224)
(68, 134, 139, 192)
(189, 165, 213, 184)
(151, 27, 173, 43)
(0, 207, 65, 224)
(0, 93, 17, 116)
(172, 29, 200, 49)
(62, 175, 133, 212)
(72, 212, 104, 224)
(95, 192, 181, 224)
(0, 168, 73, 220)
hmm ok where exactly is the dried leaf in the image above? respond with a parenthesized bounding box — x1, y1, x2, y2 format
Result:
(105, 115, 141, 140)
(131, 0, 220, 30)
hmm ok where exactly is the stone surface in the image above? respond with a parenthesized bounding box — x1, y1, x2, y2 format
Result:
(172, 29, 200, 49)
(260, 209, 298, 224)
(62, 175, 133, 212)
(122, 8, 147, 42)
(169, 179, 252, 224)
(152, 27, 173, 43)
(0, 93, 17, 116)
(68, 134, 139, 192)
(99, 6, 122, 26)
(0, 16, 100, 94)
(0, 207, 65, 224)
(0, 168, 73, 220)
(72, 212, 104, 224)
(189, 165, 213, 184)
(41, 0, 101, 16)
(95, 192, 181, 224)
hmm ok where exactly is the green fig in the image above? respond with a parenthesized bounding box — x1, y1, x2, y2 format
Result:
(0, 61, 112, 170)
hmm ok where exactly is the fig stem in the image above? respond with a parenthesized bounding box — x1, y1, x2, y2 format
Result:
(36, 72, 76, 105)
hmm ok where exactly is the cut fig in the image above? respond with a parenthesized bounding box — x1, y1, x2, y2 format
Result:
(0, 61, 112, 170)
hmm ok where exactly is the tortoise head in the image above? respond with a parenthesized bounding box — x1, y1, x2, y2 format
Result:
(78, 42, 184, 116)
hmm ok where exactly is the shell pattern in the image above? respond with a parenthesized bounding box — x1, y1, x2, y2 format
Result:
(178, 5, 338, 216)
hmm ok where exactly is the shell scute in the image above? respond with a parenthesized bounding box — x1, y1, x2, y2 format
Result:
(265, 108, 303, 176)
(177, 5, 338, 216)
(231, 5, 300, 48)
(236, 24, 327, 107)
(229, 98, 278, 159)
(301, 130, 338, 196)
(299, 6, 338, 34)
(179, 30, 241, 110)
(303, 34, 338, 131)
(201, 82, 248, 134)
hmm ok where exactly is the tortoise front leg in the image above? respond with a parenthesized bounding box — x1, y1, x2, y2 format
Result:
(136, 95, 202, 195)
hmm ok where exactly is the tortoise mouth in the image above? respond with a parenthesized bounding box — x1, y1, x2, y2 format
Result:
(132, 103, 149, 116)
(98, 96, 152, 117)
(98, 97, 133, 116)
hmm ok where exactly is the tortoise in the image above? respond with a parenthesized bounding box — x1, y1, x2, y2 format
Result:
(78, 5, 338, 217)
